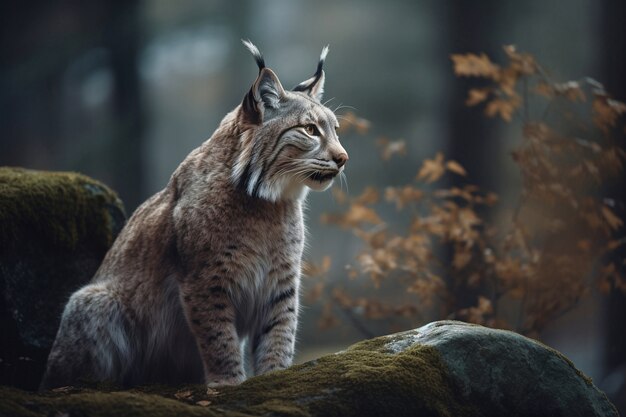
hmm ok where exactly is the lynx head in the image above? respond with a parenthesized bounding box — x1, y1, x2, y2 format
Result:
(231, 40, 348, 202)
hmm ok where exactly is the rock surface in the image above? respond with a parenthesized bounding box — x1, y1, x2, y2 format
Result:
(0, 167, 126, 390)
(0, 321, 618, 417)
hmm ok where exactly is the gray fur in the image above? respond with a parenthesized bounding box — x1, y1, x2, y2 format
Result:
(40, 43, 348, 390)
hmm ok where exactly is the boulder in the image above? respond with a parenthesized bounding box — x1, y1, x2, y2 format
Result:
(0, 321, 618, 416)
(0, 167, 126, 390)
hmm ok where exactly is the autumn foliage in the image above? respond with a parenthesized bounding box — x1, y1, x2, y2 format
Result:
(308, 46, 626, 337)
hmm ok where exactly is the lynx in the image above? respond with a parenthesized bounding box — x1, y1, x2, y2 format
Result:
(40, 41, 348, 389)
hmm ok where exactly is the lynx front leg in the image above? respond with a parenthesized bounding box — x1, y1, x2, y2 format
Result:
(179, 275, 245, 386)
(252, 274, 299, 375)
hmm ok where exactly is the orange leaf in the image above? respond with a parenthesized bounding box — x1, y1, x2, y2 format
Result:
(175, 390, 193, 400)
(485, 96, 521, 122)
(336, 111, 371, 134)
(453, 250, 472, 270)
(385, 186, 423, 209)
(534, 82, 554, 98)
(554, 81, 586, 102)
(346, 204, 383, 225)
(321, 204, 382, 228)
(416, 153, 445, 183)
(446, 160, 467, 176)
(377, 138, 407, 161)
(607, 239, 625, 251)
(451, 53, 500, 79)
(503, 45, 536, 76)
(593, 96, 626, 135)
(332, 187, 348, 205)
(466, 88, 490, 106)
(477, 296, 493, 314)
(601, 206, 623, 230)
(354, 186, 380, 205)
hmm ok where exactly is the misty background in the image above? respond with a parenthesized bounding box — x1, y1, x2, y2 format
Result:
(1, 0, 624, 409)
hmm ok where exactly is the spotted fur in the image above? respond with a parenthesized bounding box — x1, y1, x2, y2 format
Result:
(40, 41, 348, 389)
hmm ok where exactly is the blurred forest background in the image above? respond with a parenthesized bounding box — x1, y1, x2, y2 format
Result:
(1, 0, 625, 410)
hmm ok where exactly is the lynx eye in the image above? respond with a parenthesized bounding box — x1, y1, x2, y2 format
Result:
(303, 124, 320, 137)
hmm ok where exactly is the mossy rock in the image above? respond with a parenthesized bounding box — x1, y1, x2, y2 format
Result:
(0, 321, 618, 416)
(0, 167, 126, 390)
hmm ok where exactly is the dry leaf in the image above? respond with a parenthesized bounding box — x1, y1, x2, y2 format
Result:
(196, 400, 211, 407)
(321, 204, 382, 228)
(601, 206, 623, 230)
(346, 204, 383, 225)
(485, 96, 521, 122)
(446, 160, 467, 176)
(477, 296, 493, 314)
(466, 88, 490, 106)
(593, 95, 626, 135)
(468, 273, 481, 287)
(607, 239, 625, 251)
(554, 81, 586, 102)
(313, 50, 626, 340)
(332, 187, 348, 205)
(337, 111, 371, 134)
(377, 138, 407, 161)
(51, 386, 75, 394)
(174, 390, 193, 400)
(416, 152, 445, 183)
(503, 45, 536, 76)
(306, 282, 325, 303)
(451, 53, 500, 79)
(385, 186, 423, 210)
(346, 265, 359, 279)
(354, 186, 380, 205)
(453, 250, 472, 270)
(303, 256, 332, 277)
(534, 82, 554, 98)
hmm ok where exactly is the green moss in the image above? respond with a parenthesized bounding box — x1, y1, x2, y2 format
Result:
(0, 386, 221, 417)
(0, 167, 125, 255)
(0, 333, 478, 417)
(213, 337, 476, 417)
(0, 167, 127, 373)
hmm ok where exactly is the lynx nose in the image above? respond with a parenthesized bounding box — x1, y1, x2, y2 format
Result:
(333, 152, 349, 168)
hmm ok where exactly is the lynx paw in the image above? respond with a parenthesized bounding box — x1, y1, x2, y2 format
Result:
(206, 374, 246, 387)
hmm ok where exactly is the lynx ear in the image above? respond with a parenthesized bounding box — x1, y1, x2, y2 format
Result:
(241, 40, 285, 124)
(254, 68, 285, 109)
(293, 45, 329, 101)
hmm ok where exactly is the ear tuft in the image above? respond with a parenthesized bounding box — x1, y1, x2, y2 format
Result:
(293, 45, 329, 101)
(318, 45, 330, 71)
(242, 39, 265, 72)
(241, 41, 285, 124)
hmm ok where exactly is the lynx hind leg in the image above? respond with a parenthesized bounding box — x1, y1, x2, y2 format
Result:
(40, 284, 133, 390)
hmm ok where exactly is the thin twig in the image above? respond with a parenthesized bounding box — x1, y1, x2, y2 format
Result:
(523, 76, 530, 124)
(337, 305, 376, 339)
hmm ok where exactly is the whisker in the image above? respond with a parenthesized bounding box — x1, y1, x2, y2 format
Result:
(338, 171, 344, 194)
(340, 171, 349, 196)
(323, 97, 336, 107)
(334, 104, 356, 113)
(275, 166, 307, 178)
